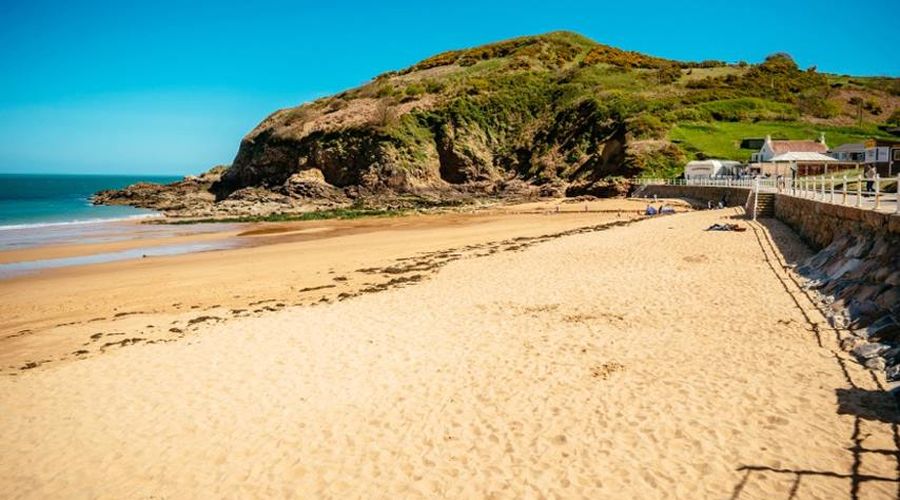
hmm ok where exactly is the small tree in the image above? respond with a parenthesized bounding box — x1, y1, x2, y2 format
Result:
(375, 100, 399, 128)
(655, 63, 682, 84)
(849, 96, 864, 125)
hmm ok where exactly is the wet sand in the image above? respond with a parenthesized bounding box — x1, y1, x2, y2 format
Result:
(0, 198, 897, 498)
(0, 198, 659, 371)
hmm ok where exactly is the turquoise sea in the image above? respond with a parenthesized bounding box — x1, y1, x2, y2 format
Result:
(0, 174, 242, 277)
(0, 173, 181, 228)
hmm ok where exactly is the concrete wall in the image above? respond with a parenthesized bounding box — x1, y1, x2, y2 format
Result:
(774, 195, 900, 250)
(633, 185, 751, 208)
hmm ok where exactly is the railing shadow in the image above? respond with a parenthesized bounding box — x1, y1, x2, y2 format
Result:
(837, 387, 900, 425)
(729, 218, 900, 499)
(752, 218, 816, 269)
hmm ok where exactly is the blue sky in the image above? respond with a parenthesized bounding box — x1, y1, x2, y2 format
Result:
(1, 0, 897, 175)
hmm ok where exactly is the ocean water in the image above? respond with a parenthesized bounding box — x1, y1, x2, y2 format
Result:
(0, 174, 242, 275)
(0, 173, 181, 228)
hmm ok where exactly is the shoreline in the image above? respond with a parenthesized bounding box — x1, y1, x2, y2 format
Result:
(0, 197, 670, 272)
(0, 212, 162, 231)
(0, 197, 669, 373)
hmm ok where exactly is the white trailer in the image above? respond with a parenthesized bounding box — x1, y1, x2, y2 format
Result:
(684, 160, 741, 179)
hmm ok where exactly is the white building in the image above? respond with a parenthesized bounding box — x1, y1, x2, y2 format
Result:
(751, 134, 828, 163)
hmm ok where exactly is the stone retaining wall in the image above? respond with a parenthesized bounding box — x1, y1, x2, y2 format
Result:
(774, 195, 900, 385)
(774, 195, 900, 249)
(632, 185, 750, 208)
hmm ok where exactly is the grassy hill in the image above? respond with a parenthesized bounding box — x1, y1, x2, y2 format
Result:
(208, 32, 900, 202)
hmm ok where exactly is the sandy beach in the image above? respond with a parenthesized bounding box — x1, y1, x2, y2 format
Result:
(0, 199, 897, 498)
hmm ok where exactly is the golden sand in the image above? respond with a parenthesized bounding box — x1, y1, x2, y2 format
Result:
(0, 200, 896, 498)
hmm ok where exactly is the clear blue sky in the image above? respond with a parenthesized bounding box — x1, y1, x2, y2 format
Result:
(1, 0, 897, 175)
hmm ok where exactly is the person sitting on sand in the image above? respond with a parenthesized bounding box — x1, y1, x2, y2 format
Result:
(645, 205, 657, 216)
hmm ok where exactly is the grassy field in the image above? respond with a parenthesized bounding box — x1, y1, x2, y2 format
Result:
(669, 121, 888, 161)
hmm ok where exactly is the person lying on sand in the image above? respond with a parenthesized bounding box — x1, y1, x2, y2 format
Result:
(706, 223, 746, 232)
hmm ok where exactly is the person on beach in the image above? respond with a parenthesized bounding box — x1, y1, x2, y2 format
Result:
(645, 204, 657, 216)
(864, 165, 876, 193)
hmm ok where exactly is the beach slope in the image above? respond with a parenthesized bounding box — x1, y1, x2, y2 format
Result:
(0, 208, 896, 498)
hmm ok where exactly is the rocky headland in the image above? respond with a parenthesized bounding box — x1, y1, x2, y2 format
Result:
(93, 32, 899, 218)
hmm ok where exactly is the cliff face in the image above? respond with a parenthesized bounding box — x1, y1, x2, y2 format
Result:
(213, 35, 650, 206)
(95, 31, 900, 216)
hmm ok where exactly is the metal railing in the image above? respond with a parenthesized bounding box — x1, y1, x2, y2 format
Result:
(638, 174, 900, 215)
(637, 177, 775, 190)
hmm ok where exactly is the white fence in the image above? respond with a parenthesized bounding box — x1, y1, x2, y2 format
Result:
(637, 177, 778, 190)
(638, 174, 900, 215)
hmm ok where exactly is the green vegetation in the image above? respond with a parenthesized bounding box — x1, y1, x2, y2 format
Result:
(696, 98, 797, 122)
(670, 121, 886, 161)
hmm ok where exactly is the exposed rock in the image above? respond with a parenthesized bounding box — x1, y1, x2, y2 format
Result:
(887, 363, 900, 382)
(864, 315, 900, 342)
(565, 177, 632, 198)
(278, 169, 349, 203)
(852, 342, 889, 360)
(865, 357, 887, 371)
(91, 166, 224, 215)
(840, 336, 864, 352)
(882, 346, 900, 365)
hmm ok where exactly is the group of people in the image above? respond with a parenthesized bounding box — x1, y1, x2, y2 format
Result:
(645, 204, 676, 216)
(706, 194, 728, 210)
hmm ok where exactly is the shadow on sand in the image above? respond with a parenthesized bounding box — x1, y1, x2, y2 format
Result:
(728, 217, 900, 500)
(837, 387, 900, 425)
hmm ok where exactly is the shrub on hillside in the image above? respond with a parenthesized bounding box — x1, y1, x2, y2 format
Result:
(863, 99, 883, 115)
(404, 84, 425, 97)
(580, 45, 669, 69)
(423, 79, 446, 94)
(798, 94, 840, 118)
(325, 98, 349, 114)
(655, 64, 682, 84)
(887, 109, 900, 125)
(628, 113, 668, 139)
(627, 143, 685, 178)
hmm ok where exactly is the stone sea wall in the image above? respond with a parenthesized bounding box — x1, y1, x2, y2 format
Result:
(631, 185, 751, 208)
(774, 195, 900, 250)
(775, 195, 900, 385)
